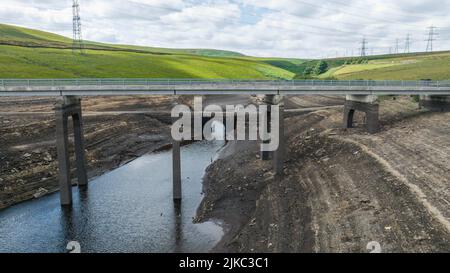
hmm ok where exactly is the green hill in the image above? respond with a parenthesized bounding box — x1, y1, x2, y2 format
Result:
(5, 23, 446, 81)
(241, 57, 308, 74)
(0, 23, 244, 57)
(0, 23, 295, 79)
(295, 52, 450, 80)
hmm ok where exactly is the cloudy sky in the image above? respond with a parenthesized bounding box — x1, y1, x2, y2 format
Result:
(1, 0, 449, 58)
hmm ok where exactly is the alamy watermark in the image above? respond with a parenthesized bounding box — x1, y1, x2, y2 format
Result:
(171, 97, 280, 152)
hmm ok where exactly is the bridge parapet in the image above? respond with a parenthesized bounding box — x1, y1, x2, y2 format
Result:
(2, 79, 450, 96)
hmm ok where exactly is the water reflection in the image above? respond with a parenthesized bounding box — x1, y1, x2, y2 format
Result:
(173, 199, 183, 253)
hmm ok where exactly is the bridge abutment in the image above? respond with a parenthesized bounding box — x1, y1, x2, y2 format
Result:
(55, 96, 88, 206)
(419, 95, 450, 112)
(343, 95, 380, 134)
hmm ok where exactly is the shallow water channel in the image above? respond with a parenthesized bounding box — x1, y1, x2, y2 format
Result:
(0, 140, 225, 253)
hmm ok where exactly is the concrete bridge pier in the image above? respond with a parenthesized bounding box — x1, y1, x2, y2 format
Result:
(273, 96, 285, 176)
(171, 100, 183, 201)
(420, 95, 450, 112)
(343, 95, 380, 134)
(172, 139, 182, 201)
(55, 96, 88, 206)
(260, 95, 285, 174)
(260, 95, 273, 160)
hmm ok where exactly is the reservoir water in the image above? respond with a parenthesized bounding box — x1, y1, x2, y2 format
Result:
(0, 141, 225, 253)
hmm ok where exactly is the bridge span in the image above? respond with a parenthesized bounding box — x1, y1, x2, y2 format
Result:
(1, 79, 450, 96)
(1, 79, 450, 206)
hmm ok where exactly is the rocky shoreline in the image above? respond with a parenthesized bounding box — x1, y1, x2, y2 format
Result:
(197, 98, 450, 253)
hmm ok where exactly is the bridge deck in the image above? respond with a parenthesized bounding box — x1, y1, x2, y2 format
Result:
(1, 79, 450, 96)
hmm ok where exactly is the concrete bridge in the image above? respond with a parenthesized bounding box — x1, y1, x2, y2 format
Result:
(1, 79, 450, 96)
(1, 79, 450, 206)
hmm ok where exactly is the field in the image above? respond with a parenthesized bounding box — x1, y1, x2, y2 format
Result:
(326, 52, 450, 80)
(0, 45, 297, 79)
(298, 51, 450, 80)
(0, 23, 295, 79)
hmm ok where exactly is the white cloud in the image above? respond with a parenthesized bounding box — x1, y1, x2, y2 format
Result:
(0, 0, 449, 58)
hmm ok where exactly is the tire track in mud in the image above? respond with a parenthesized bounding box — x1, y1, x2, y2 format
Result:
(294, 135, 450, 252)
(344, 111, 450, 224)
(341, 137, 450, 234)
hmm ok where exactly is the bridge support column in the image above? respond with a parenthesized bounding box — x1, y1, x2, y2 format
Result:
(55, 96, 88, 206)
(273, 96, 285, 176)
(172, 137, 182, 201)
(343, 95, 379, 134)
(419, 95, 450, 112)
(261, 95, 273, 160)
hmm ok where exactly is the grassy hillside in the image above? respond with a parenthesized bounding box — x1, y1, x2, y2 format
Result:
(0, 23, 294, 79)
(321, 52, 450, 80)
(0, 23, 244, 57)
(241, 57, 308, 74)
(0, 45, 295, 79)
(5, 23, 448, 81)
(295, 51, 450, 80)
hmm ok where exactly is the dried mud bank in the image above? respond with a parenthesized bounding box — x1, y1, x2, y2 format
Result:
(197, 97, 450, 253)
(0, 96, 186, 210)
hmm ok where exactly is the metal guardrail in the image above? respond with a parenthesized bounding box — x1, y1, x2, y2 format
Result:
(1, 79, 450, 88)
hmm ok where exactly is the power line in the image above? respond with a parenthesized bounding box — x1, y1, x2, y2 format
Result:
(93, 3, 377, 40)
(100, 1, 450, 38)
(96, 2, 450, 49)
(72, 0, 84, 54)
(294, 0, 425, 29)
(240, 9, 398, 40)
(60, 2, 450, 58)
(323, 0, 437, 23)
